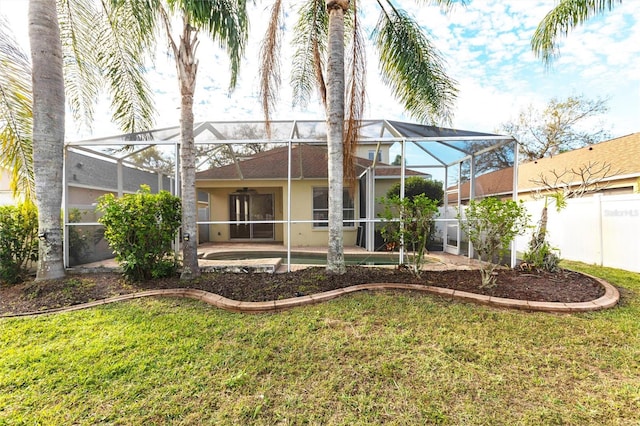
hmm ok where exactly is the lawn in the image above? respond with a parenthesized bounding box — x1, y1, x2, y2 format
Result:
(1, 261, 639, 425)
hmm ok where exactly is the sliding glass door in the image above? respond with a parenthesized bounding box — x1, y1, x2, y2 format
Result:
(229, 193, 274, 240)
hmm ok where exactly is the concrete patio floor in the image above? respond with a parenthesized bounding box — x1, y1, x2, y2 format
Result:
(71, 242, 485, 273)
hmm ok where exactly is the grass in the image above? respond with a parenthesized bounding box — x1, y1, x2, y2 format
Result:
(1, 261, 639, 425)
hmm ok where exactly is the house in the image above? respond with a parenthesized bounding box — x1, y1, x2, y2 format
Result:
(449, 132, 640, 202)
(195, 143, 424, 249)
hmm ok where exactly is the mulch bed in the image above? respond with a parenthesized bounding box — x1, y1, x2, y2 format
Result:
(0, 266, 605, 316)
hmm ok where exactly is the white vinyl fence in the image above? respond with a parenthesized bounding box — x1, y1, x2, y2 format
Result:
(515, 193, 640, 273)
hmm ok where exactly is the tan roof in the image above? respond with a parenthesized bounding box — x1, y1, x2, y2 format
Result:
(448, 132, 640, 200)
(518, 132, 640, 190)
(196, 145, 420, 180)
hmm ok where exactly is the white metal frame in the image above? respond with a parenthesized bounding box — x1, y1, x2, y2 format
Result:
(64, 119, 519, 270)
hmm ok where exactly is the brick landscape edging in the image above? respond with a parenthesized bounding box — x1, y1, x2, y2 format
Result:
(1, 272, 619, 318)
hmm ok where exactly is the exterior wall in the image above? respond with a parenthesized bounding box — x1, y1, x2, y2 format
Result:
(204, 184, 284, 243)
(355, 143, 391, 164)
(66, 151, 173, 195)
(0, 168, 14, 205)
(373, 178, 398, 215)
(197, 179, 359, 247)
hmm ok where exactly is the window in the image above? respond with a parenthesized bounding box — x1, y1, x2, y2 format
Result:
(368, 150, 382, 161)
(312, 187, 355, 227)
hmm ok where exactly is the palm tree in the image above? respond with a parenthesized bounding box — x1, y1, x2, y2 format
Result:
(4, 0, 158, 280)
(532, 0, 622, 65)
(260, 0, 460, 274)
(118, 0, 249, 279)
(28, 0, 66, 280)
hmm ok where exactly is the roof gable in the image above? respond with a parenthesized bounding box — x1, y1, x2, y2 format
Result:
(196, 145, 420, 180)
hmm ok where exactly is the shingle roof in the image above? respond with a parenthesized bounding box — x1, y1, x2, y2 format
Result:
(517, 132, 640, 189)
(196, 145, 420, 180)
(449, 132, 640, 200)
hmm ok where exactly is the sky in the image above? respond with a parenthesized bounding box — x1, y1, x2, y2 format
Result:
(1, 0, 639, 142)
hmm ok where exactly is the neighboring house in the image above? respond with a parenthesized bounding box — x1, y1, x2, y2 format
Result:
(0, 167, 16, 205)
(195, 144, 423, 249)
(450, 132, 640, 202)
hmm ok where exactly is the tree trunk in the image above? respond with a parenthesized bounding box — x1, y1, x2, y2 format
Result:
(29, 0, 66, 281)
(176, 21, 200, 280)
(325, 1, 348, 274)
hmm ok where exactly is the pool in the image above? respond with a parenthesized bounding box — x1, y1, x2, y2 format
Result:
(203, 251, 404, 266)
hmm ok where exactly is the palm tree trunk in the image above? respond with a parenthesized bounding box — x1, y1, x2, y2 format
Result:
(29, 0, 66, 281)
(176, 21, 200, 279)
(325, 0, 348, 275)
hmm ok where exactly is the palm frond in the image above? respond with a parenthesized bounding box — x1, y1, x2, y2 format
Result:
(291, 0, 328, 109)
(344, 0, 366, 192)
(259, 0, 283, 138)
(58, 0, 102, 131)
(0, 18, 34, 200)
(531, 0, 622, 66)
(96, 0, 159, 133)
(373, 5, 457, 125)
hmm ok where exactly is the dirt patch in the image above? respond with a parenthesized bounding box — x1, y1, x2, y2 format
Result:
(0, 266, 605, 316)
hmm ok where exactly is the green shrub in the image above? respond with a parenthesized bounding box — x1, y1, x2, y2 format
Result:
(0, 202, 38, 284)
(386, 176, 444, 206)
(523, 233, 560, 272)
(458, 197, 529, 288)
(378, 194, 439, 276)
(97, 186, 181, 281)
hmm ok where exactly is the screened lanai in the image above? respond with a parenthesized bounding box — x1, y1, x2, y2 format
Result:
(64, 119, 519, 269)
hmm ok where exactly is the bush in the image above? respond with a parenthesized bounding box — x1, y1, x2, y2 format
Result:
(378, 194, 439, 276)
(523, 233, 560, 272)
(0, 202, 38, 284)
(97, 186, 181, 281)
(458, 197, 529, 288)
(386, 176, 444, 206)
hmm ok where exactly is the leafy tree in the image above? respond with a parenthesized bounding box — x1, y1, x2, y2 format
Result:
(260, 0, 461, 273)
(378, 194, 439, 276)
(386, 176, 444, 206)
(458, 197, 529, 288)
(97, 186, 181, 281)
(498, 95, 610, 162)
(532, 0, 622, 66)
(127, 146, 175, 175)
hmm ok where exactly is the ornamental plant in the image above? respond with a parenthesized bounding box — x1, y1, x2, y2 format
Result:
(97, 185, 181, 281)
(378, 193, 439, 276)
(0, 202, 38, 284)
(458, 197, 529, 288)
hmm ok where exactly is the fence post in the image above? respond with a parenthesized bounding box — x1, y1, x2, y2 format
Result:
(596, 193, 604, 267)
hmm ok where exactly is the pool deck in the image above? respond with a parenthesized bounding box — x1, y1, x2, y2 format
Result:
(70, 242, 484, 273)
